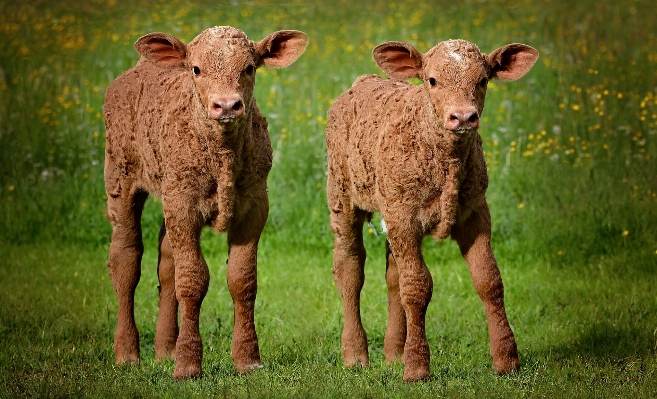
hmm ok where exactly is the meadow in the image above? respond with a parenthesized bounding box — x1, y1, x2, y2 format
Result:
(1, 0, 656, 397)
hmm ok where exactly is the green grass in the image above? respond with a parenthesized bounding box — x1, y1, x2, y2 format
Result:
(1, 0, 657, 397)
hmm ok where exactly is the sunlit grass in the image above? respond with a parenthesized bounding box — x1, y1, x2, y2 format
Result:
(1, 0, 656, 397)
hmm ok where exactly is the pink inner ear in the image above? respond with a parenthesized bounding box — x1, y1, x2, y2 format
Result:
(379, 50, 418, 79)
(266, 38, 295, 63)
(489, 44, 538, 81)
(372, 41, 423, 80)
(147, 41, 185, 67)
(149, 42, 182, 57)
(259, 31, 308, 68)
(135, 34, 187, 68)
(380, 50, 417, 69)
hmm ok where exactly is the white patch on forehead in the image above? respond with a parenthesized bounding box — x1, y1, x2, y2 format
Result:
(449, 51, 463, 61)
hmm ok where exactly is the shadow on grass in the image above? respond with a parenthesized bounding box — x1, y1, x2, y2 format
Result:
(551, 319, 655, 361)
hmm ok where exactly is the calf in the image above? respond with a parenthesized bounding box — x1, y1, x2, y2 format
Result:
(103, 26, 308, 379)
(325, 39, 538, 381)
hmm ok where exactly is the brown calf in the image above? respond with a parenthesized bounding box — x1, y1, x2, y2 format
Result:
(325, 39, 538, 381)
(103, 26, 308, 379)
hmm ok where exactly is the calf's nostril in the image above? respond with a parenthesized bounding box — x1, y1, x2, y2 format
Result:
(446, 109, 479, 130)
(210, 98, 244, 119)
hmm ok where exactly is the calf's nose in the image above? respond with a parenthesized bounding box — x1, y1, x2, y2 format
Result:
(446, 108, 479, 131)
(210, 97, 244, 120)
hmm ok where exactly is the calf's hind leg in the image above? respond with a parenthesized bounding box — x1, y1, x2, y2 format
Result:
(106, 189, 148, 365)
(330, 207, 369, 367)
(452, 204, 519, 374)
(155, 222, 179, 361)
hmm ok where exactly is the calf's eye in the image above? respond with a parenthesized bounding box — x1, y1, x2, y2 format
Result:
(193, 66, 201, 75)
(245, 65, 255, 75)
(479, 78, 488, 87)
(429, 77, 437, 87)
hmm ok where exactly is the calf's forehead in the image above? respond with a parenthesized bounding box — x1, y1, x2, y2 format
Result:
(187, 26, 256, 71)
(424, 40, 490, 84)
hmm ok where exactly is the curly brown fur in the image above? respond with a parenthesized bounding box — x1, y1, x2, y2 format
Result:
(104, 26, 307, 379)
(325, 39, 538, 382)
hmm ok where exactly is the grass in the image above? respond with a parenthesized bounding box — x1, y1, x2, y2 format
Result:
(1, 0, 656, 397)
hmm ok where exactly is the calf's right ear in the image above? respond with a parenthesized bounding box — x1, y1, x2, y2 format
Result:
(134, 33, 187, 68)
(487, 43, 539, 81)
(257, 30, 309, 68)
(372, 41, 423, 80)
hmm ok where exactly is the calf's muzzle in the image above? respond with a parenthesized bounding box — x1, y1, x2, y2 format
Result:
(210, 97, 244, 120)
(446, 107, 479, 131)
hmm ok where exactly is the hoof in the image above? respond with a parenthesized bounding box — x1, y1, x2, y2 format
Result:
(385, 356, 403, 366)
(402, 366, 430, 383)
(155, 347, 176, 363)
(155, 337, 177, 362)
(173, 362, 202, 380)
(236, 363, 264, 374)
(401, 343, 430, 382)
(341, 329, 369, 368)
(384, 347, 404, 365)
(343, 348, 370, 367)
(114, 327, 140, 365)
(344, 355, 369, 368)
(115, 354, 140, 366)
(114, 345, 140, 365)
(493, 356, 520, 375)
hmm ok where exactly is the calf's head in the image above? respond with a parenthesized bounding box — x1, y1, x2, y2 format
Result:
(134, 26, 308, 123)
(373, 39, 538, 134)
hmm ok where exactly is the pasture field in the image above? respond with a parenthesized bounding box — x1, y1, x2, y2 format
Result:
(1, 0, 656, 397)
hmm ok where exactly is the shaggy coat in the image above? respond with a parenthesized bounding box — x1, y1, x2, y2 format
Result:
(103, 26, 308, 379)
(325, 39, 538, 382)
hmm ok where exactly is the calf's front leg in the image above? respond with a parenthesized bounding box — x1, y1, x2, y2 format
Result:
(164, 208, 209, 380)
(386, 228, 433, 382)
(452, 203, 519, 374)
(226, 198, 269, 373)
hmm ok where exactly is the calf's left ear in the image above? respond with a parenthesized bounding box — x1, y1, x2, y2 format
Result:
(134, 32, 187, 68)
(487, 44, 539, 81)
(372, 41, 423, 80)
(257, 30, 309, 68)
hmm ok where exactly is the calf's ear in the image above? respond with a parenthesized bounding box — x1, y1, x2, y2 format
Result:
(134, 33, 187, 68)
(487, 43, 539, 81)
(372, 41, 423, 80)
(257, 30, 309, 68)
